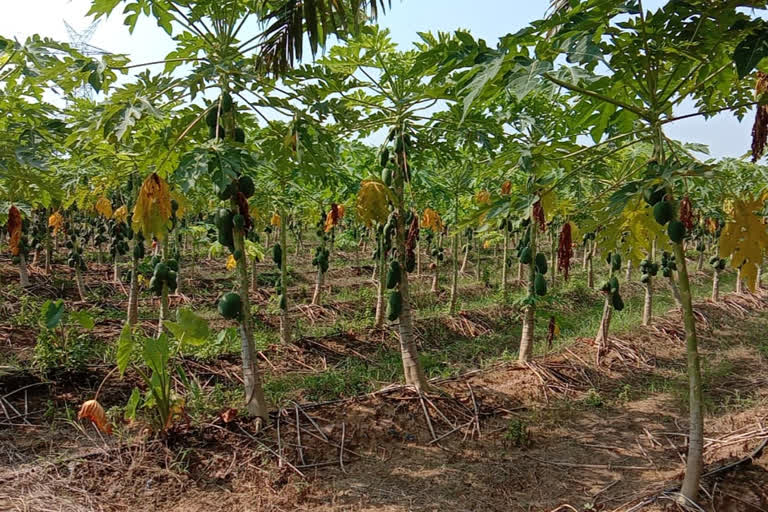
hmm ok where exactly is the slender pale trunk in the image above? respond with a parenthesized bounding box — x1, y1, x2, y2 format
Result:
(75, 267, 86, 302)
(127, 239, 140, 326)
(736, 268, 743, 294)
(223, 87, 268, 423)
(756, 267, 762, 291)
(279, 211, 291, 344)
(643, 242, 656, 326)
(696, 251, 704, 272)
(460, 239, 469, 273)
(712, 269, 720, 301)
(501, 229, 510, 298)
(449, 232, 459, 315)
(31, 248, 40, 267)
(595, 270, 614, 352)
(587, 243, 595, 289)
(251, 256, 258, 292)
(674, 240, 703, 499)
(519, 218, 537, 362)
(113, 255, 120, 283)
(431, 262, 439, 292)
(45, 235, 53, 274)
(18, 254, 30, 287)
(549, 234, 556, 290)
(416, 238, 421, 277)
(625, 259, 632, 281)
(394, 140, 427, 390)
(582, 240, 589, 270)
(669, 274, 683, 307)
(374, 234, 386, 328)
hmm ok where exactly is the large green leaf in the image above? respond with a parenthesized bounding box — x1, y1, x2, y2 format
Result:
(116, 323, 134, 377)
(164, 308, 209, 346)
(40, 300, 65, 329)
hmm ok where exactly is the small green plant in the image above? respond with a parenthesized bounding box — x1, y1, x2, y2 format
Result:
(583, 388, 604, 408)
(504, 419, 530, 448)
(33, 300, 97, 374)
(616, 384, 632, 404)
(117, 308, 210, 433)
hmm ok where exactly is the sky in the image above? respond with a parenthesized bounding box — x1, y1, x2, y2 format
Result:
(0, 0, 754, 160)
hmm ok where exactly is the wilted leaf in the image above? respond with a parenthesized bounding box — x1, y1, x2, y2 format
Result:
(78, 399, 112, 434)
(132, 173, 172, 241)
(719, 193, 768, 291)
(7, 206, 22, 256)
(48, 211, 65, 235)
(95, 196, 113, 219)
(421, 208, 443, 232)
(356, 179, 392, 227)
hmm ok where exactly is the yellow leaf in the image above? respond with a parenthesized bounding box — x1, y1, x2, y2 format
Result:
(226, 254, 237, 271)
(540, 189, 556, 223)
(421, 208, 443, 232)
(718, 194, 768, 292)
(132, 173, 172, 241)
(356, 180, 391, 227)
(48, 211, 65, 236)
(7, 206, 22, 256)
(475, 190, 491, 205)
(170, 191, 187, 219)
(95, 196, 113, 219)
(483, 240, 492, 249)
(270, 212, 281, 227)
(113, 206, 128, 224)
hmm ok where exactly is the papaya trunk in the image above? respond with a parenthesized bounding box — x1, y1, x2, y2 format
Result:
(416, 238, 421, 277)
(312, 269, 325, 306)
(582, 240, 589, 270)
(374, 235, 386, 328)
(642, 279, 653, 326)
(31, 248, 40, 267)
(127, 239, 140, 326)
(18, 254, 30, 288)
(519, 213, 536, 363)
(549, 235, 556, 290)
(113, 255, 120, 284)
(157, 282, 169, 337)
(431, 262, 439, 293)
(712, 268, 720, 301)
(736, 268, 743, 294)
(756, 266, 762, 290)
(674, 241, 704, 501)
(669, 275, 683, 307)
(625, 259, 632, 281)
(449, 232, 459, 315)
(251, 255, 258, 293)
(474, 239, 481, 281)
(460, 240, 469, 273)
(45, 235, 53, 274)
(75, 267, 86, 302)
(501, 229, 510, 298)
(696, 251, 704, 272)
(279, 212, 291, 344)
(587, 251, 594, 289)
(394, 141, 427, 390)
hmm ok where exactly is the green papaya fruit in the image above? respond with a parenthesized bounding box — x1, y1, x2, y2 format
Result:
(238, 176, 255, 198)
(667, 220, 685, 244)
(272, 244, 282, 268)
(609, 276, 619, 294)
(233, 249, 243, 261)
(166, 259, 178, 272)
(520, 247, 532, 264)
(382, 167, 393, 187)
(206, 107, 218, 128)
(717, 259, 727, 270)
(612, 292, 625, 311)
(380, 148, 390, 168)
(642, 185, 665, 206)
(218, 292, 242, 320)
(653, 201, 673, 226)
(387, 291, 403, 321)
(234, 127, 245, 143)
(611, 253, 622, 272)
(154, 262, 169, 281)
(279, 294, 287, 310)
(709, 255, 719, 265)
(221, 92, 233, 113)
(534, 272, 547, 296)
(386, 260, 401, 289)
(535, 253, 548, 274)
(233, 214, 245, 229)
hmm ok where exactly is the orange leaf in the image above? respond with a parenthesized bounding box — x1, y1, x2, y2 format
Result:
(219, 408, 238, 423)
(78, 399, 112, 435)
(7, 206, 22, 256)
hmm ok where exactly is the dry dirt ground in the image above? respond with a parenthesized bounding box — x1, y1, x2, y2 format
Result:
(1, 258, 768, 511)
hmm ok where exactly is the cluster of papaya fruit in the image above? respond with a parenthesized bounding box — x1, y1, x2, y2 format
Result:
(386, 260, 403, 321)
(65, 229, 87, 271)
(516, 224, 548, 296)
(148, 256, 178, 296)
(205, 93, 245, 142)
(271, 244, 287, 310)
(709, 255, 727, 271)
(600, 253, 625, 311)
(312, 246, 330, 273)
(660, 251, 677, 277)
(379, 129, 414, 184)
(646, 184, 685, 243)
(109, 220, 130, 258)
(639, 257, 659, 284)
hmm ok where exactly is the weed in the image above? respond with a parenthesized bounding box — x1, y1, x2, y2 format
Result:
(583, 388, 604, 408)
(503, 419, 530, 448)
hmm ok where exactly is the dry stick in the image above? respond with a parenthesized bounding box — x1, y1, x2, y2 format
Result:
(293, 401, 328, 441)
(235, 423, 306, 478)
(297, 424, 365, 458)
(295, 405, 305, 466)
(466, 383, 481, 439)
(339, 422, 347, 474)
(423, 395, 456, 429)
(419, 392, 438, 442)
(524, 455, 651, 471)
(276, 412, 283, 469)
(428, 420, 474, 445)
